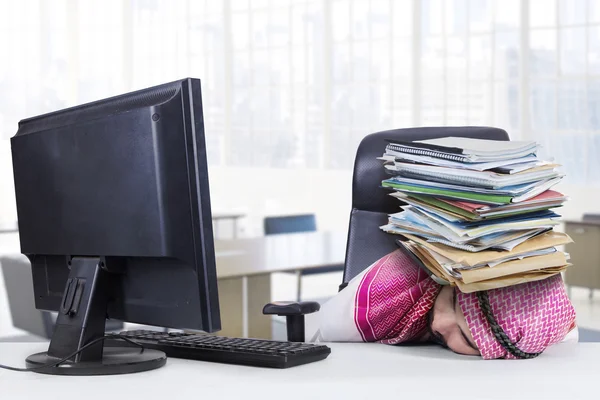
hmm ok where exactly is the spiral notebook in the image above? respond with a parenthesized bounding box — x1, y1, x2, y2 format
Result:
(385, 137, 538, 163)
(380, 152, 539, 172)
(385, 161, 560, 189)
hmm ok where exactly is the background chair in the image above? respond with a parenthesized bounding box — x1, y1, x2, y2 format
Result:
(263, 126, 510, 341)
(582, 213, 600, 221)
(264, 214, 317, 235)
(264, 214, 345, 302)
(0, 256, 123, 341)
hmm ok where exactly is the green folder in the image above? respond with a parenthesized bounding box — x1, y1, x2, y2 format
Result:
(382, 180, 512, 205)
(407, 193, 559, 221)
(407, 194, 480, 219)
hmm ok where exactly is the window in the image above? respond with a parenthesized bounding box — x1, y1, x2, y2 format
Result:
(330, 0, 412, 169)
(130, 0, 225, 165)
(528, 0, 598, 184)
(0, 0, 599, 185)
(229, 0, 325, 168)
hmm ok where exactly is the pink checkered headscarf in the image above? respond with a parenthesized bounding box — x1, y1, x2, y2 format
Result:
(457, 274, 576, 359)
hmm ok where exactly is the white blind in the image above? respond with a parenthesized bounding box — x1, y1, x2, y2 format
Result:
(0, 0, 599, 183)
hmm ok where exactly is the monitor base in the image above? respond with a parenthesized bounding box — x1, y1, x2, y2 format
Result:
(25, 347, 167, 376)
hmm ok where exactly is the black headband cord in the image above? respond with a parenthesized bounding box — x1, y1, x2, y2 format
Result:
(476, 290, 542, 359)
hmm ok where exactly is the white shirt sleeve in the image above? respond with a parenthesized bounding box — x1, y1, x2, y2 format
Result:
(310, 268, 371, 343)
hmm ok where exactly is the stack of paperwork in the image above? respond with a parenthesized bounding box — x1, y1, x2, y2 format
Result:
(379, 136, 572, 293)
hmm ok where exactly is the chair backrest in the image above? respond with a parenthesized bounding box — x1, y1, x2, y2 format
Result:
(341, 126, 510, 288)
(0, 255, 123, 338)
(264, 214, 317, 235)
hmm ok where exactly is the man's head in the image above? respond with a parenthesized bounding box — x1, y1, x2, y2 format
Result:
(427, 285, 480, 356)
(428, 275, 576, 359)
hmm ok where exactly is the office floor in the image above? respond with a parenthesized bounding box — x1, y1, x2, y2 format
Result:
(271, 273, 600, 337)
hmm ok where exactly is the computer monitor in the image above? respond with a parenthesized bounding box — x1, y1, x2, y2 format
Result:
(10, 78, 220, 375)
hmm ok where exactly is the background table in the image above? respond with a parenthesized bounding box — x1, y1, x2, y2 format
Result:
(214, 231, 347, 339)
(212, 211, 246, 239)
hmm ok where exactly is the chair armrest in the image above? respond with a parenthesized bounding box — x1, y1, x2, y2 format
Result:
(262, 301, 320, 342)
(262, 301, 320, 316)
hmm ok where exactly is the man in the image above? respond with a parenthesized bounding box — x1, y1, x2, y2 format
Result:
(313, 249, 577, 359)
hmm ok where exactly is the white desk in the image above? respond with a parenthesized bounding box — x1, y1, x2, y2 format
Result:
(0, 342, 598, 400)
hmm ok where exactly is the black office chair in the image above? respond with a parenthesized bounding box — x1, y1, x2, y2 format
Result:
(264, 214, 345, 302)
(263, 126, 510, 342)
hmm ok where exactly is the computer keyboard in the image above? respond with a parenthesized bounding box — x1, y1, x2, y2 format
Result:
(109, 330, 331, 369)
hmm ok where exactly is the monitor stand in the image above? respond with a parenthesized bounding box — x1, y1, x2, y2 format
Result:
(25, 257, 166, 375)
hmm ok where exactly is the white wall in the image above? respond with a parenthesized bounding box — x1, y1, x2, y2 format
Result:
(555, 184, 600, 220)
(207, 166, 353, 237)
